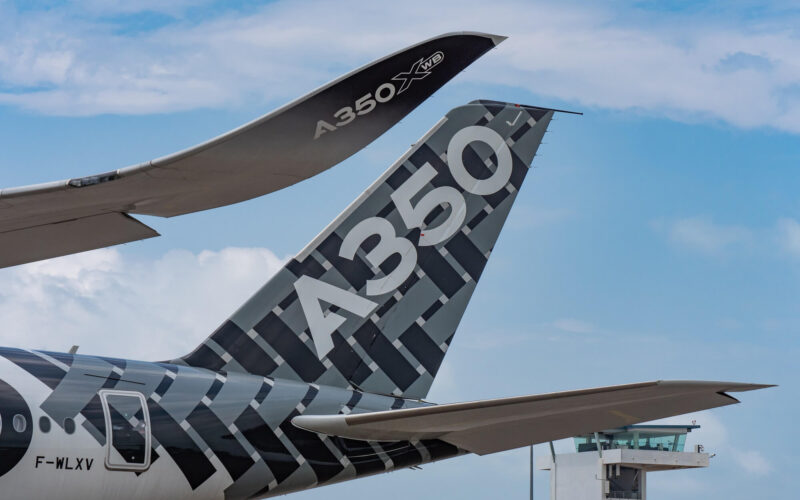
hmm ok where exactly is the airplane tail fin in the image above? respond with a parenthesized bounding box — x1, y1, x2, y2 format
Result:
(178, 100, 554, 399)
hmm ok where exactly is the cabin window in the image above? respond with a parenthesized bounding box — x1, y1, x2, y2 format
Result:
(12, 414, 26, 433)
(99, 390, 151, 471)
(39, 416, 51, 433)
(64, 417, 76, 435)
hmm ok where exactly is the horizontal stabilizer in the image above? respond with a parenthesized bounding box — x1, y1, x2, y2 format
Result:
(292, 380, 772, 455)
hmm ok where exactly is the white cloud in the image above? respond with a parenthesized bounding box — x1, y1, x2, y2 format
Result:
(72, 0, 215, 16)
(651, 410, 728, 450)
(648, 410, 771, 477)
(656, 216, 752, 254)
(552, 318, 595, 334)
(776, 217, 800, 256)
(0, 1, 799, 133)
(0, 246, 286, 361)
(731, 449, 772, 476)
(653, 216, 800, 258)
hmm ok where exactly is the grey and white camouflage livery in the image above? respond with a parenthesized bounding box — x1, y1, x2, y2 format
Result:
(0, 53, 771, 500)
(0, 348, 445, 499)
(179, 101, 552, 400)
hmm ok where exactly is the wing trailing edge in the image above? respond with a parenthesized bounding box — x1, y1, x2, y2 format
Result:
(0, 213, 158, 269)
(292, 380, 772, 455)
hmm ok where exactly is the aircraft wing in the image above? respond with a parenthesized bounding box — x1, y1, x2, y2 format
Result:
(0, 32, 505, 269)
(292, 380, 772, 455)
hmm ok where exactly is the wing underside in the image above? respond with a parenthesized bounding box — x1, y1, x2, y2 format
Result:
(292, 380, 771, 455)
(0, 213, 159, 269)
(0, 32, 504, 268)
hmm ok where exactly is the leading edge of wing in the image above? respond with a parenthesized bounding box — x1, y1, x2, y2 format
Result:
(292, 380, 773, 455)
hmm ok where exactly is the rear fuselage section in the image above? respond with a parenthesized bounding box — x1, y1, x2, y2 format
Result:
(0, 348, 459, 499)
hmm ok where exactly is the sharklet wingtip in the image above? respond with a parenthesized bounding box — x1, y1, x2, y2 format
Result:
(486, 33, 508, 46)
(442, 31, 507, 46)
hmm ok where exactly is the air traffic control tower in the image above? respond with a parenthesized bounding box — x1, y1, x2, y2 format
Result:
(537, 424, 708, 499)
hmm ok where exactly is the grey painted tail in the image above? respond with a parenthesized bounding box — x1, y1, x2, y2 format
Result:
(179, 101, 553, 399)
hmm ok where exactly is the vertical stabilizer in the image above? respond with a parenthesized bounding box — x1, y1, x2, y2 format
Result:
(179, 101, 554, 399)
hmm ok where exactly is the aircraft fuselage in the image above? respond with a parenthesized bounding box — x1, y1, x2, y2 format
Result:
(0, 348, 459, 500)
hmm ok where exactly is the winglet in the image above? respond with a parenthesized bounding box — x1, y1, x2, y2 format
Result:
(484, 33, 508, 46)
(716, 382, 776, 392)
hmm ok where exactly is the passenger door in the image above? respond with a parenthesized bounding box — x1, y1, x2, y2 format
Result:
(99, 389, 151, 471)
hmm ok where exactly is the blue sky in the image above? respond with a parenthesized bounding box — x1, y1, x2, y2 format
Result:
(0, 0, 797, 498)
